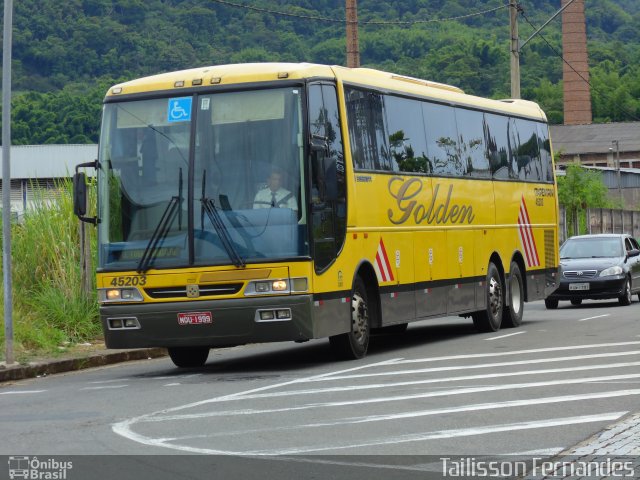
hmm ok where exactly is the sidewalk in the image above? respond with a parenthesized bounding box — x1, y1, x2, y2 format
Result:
(0, 345, 166, 382)
(522, 412, 640, 479)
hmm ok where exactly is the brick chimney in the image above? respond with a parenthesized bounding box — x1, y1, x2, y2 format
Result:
(562, 0, 592, 125)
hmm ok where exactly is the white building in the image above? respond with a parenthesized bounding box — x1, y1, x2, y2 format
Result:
(0, 144, 97, 216)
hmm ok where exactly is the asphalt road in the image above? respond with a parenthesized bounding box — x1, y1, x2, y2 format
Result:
(1, 298, 639, 478)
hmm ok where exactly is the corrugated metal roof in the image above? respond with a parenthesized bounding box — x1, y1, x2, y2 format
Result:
(556, 166, 640, 188)
(550, 122, 640, 155)
(0, 144, 97, 179)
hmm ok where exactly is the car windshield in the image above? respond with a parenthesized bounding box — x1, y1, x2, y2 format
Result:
(560, 237, 624, 259)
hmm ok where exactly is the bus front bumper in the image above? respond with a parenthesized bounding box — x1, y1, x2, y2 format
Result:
(100, 295, 314, 349)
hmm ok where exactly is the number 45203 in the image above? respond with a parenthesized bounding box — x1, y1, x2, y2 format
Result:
(109, 275, 147, 287)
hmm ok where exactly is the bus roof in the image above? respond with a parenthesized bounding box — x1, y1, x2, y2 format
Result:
(106, 62, 547, 121)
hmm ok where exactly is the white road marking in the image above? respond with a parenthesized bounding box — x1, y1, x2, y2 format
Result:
(386, 341, 640, 365)
(112, 341, 640, 455)
(496, 448, 563, 456)
(115, 410, 628, 456)
(300, 351, 640, 383)
(578, 314, 610, 322)
(112, 357, 402, 451)
(156, 389, 640, 438)
(145, 372, 640, 423)
(298, 389, 640, 428)
(153, 374, 202, 381)
(88, 378, 131, 384)
(81, 385, 128, 391)
(246, 412, 629, 455)
(485, 331, 526, 340)
(0, 390, 46, 395)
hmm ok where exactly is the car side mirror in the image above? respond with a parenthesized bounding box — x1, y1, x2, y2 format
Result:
(626, 248, 640, 259)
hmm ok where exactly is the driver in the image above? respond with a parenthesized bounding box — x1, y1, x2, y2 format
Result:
(253, 168, 298, 211)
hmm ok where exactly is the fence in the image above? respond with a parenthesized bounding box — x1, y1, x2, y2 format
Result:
(559, 206, 640, 244)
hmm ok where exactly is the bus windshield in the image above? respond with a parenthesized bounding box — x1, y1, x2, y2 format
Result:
(97, 87, 308, 270)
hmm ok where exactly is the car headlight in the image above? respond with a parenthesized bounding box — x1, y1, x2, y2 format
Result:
(599, 266, 623, 277)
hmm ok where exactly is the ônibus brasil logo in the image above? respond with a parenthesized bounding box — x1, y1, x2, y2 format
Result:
(8, 456, 73, 480)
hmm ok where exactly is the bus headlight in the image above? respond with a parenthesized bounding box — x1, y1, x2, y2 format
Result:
(246, 279, 290, 295)
(98, 287, 144, 303)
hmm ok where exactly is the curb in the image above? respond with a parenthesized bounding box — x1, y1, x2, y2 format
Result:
(0, 348, 167, 383)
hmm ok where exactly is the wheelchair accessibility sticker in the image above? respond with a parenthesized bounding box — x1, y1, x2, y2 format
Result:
(168, 97, 192, 122)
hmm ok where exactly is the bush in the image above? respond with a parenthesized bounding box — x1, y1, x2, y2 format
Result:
(0, 179, 99, 361)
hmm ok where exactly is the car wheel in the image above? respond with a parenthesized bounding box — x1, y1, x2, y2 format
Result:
(570, 299, 582, 306)
(472, 262, 503, 332)
(544, 298, 559, 309)
(503, 261, 524, 328)
(168, 347, 209, 368)
(329, 276, 371, 359)
(619, 277, 632, 306)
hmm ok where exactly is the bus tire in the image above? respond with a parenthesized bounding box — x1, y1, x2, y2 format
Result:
(168, 346, 209, 368)
(472, 262, 503, 333)
(503, 261, 524, 328)
(329, 276, 371, 360)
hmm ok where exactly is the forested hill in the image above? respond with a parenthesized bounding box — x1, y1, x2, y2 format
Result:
(3, 0, 640, 144)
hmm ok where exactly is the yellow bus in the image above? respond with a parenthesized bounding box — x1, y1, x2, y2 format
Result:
(73, 63, 559, 367)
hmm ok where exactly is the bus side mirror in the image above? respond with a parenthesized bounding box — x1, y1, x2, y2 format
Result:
(73, 172, 87, 217)
(73, 160, 99, 225)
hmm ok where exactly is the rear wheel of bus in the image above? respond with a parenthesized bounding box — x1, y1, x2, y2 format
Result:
(503, 261, 524, 328)
(472, 262, 503, 332)
(329, 276, 371, 360)
(168, 346, 210, 368)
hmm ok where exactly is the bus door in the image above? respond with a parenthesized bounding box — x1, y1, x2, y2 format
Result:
(307, 83, 347, 274)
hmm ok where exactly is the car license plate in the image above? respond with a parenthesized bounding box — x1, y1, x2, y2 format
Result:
(569, 283, 590, 291)
(178, 311, 213, 325)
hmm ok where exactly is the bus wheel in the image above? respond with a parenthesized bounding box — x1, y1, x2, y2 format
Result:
(168, 347, 210, 368)
(472, 262, 503, 332)
(329, 276, 371, 360)
(503, 261, 524, 328)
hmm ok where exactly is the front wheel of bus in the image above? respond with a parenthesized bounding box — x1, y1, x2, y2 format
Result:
(472, 262, 503, 333)
(503, 261, 524, 328)
(329, 276, 371, 360)
(168, 347, 210, 368)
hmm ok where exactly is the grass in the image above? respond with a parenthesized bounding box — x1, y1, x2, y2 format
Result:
(1, 179, 100, 362)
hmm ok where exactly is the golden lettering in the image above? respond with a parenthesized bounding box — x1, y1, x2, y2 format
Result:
(387, 177, 475, 225)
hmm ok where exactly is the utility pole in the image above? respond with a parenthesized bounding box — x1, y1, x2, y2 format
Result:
(346, 0, 360, 68)
(509, 0, 521, 99)
(612, 140, 623, 205)
(2, 0, 15, 365)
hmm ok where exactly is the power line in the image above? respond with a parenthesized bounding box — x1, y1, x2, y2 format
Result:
(209, 0, 510, 26)
(519, 8, 640, 122)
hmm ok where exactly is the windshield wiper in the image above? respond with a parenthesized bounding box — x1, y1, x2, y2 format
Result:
(136, 169, 183, 273)
(201, 196, 245, 268)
